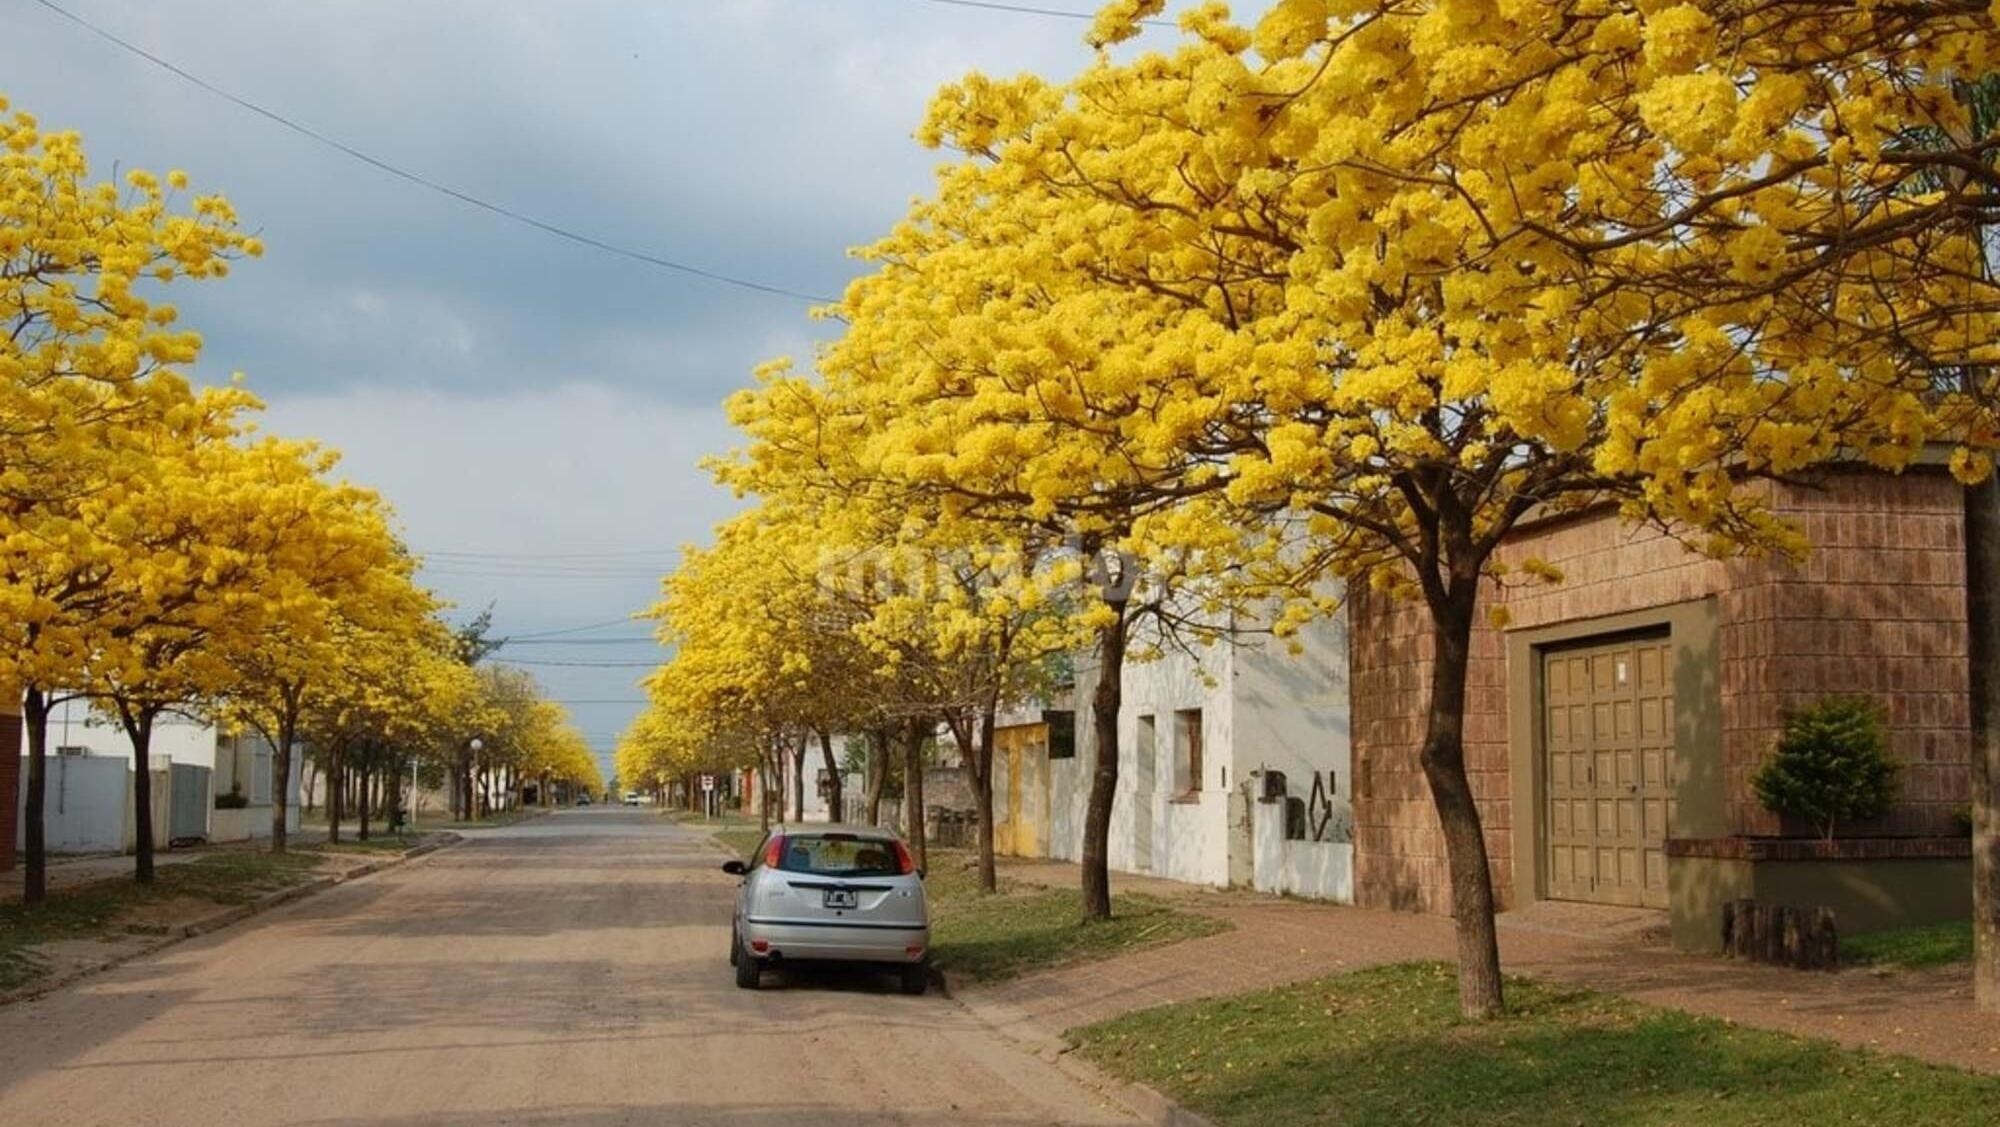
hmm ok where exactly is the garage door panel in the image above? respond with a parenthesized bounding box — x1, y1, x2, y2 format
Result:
(1544, 636, 1676, 910)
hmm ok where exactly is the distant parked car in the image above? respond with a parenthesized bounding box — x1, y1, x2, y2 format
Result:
(624, 792, 641, 806)
(576, 794, 591, 806)
(723, 824, 930, 995)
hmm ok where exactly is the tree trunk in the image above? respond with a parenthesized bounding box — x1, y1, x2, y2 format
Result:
(862, 728, 889, 826)
(385, 755, 403, 833)
(1420, 583, 1506, 1019)
(270, 704, 298, 855)
(358, 755, 373, 841)
(974, 698, 999, 893)
(327, 744, 343, 846)
(902, 717, 928, 873)
(22, 687, 51, 905)
(119, 706, 158, 884)
(1969, 473, 2000, 1011)
(757, 753, 773, 833)
(1081, 604, 1127, 921)
(817, 729, 844, 824)
(791, 738, 807, 823)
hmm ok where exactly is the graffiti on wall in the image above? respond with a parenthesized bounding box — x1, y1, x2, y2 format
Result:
(1269, 768, 1353, 845)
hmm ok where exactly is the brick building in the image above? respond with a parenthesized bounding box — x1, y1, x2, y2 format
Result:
(1351, 466, 1972, 947)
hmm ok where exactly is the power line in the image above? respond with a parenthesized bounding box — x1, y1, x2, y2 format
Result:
(423, 550, 677, 562)
(495, 658, 660, 669)
(907, 0, 1176, 26)
(29, 0, 838, 304)
(504, 617, 645, 640)
(494, 637, 658, 646)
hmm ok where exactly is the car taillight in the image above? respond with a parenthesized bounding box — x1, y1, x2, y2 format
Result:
(762, 835, 786, 869)
(892, 840, 916, 875)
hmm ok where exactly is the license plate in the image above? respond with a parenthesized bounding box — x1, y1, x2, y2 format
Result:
(822, 889, 859, 909)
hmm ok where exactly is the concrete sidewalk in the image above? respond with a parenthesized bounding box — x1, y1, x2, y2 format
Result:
(967, 856, 2000, 1076)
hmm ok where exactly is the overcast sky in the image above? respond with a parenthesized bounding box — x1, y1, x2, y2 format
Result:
(4, 0, 1237, 776)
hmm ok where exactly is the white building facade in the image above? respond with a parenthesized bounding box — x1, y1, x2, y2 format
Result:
(1040, 611, 1354, 902)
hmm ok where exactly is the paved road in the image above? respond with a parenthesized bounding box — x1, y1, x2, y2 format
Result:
(0, 810, 1137, 1126)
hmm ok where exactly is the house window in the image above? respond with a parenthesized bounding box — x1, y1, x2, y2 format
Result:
(1045, 710, 1076, 759)
(1137, 715, 1157, 793)
(1174, 709, 1203, 797)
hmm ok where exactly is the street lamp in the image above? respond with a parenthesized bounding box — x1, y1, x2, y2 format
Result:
(467, 737, 485, 820)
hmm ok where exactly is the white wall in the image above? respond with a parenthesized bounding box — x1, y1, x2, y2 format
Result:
(210, 732, 301, 840)
(1050, 605, 1351, 891)
(1253, 798, 1354, 902)
(16, 755, 129, 853)
(1234, 611, 1353, 844)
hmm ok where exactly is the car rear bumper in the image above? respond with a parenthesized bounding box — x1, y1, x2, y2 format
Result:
(740, 917, 929, 964)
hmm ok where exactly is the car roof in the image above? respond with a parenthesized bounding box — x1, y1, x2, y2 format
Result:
(768, 822, 902, 842)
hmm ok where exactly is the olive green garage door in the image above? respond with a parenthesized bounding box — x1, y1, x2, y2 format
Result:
(1543, 635, 1675, 908)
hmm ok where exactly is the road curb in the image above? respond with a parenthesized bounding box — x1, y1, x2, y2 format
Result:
(944, 974, 1218, 1127)
(1, 833, 465, 1009)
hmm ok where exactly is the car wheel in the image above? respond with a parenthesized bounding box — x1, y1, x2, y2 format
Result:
(898, 963, 928, 996)
(728, 925, 740, 967)
(734, 940, 760, 990)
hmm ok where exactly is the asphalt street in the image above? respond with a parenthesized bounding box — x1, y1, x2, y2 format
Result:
(0, 809, 1138, 1126)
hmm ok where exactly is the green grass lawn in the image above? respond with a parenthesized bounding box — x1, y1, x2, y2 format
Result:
(712, 827, 768, 857)
(1073, 962, 2000, 1126)
(1842, 921, 1974, 970)
(0, 851, 325, 991)
(923, 852, 1228, 984)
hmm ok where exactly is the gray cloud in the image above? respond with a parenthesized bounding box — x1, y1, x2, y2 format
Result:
(7, 0, 1245, 769)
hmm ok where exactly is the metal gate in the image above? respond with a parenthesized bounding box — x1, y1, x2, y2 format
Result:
(169, 764, 211, 843)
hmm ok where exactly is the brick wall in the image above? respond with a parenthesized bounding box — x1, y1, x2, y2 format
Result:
(0, 710, 18, 871)
(1738, 473, 1967, 837)
(1351, 468, 1969, 915)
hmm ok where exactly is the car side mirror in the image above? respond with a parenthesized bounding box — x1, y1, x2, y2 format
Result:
(721, 860, 747, 876)
(917, 867, 927, 880)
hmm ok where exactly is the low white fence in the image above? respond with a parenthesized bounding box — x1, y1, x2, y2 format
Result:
(1252, 798, 1354, 904)
(16, 755, 127, 853)
(15, 756, 185, 854)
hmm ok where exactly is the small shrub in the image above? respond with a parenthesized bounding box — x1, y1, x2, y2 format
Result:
(214, 787, 250, 810)
(1752, 696, 1899, 840)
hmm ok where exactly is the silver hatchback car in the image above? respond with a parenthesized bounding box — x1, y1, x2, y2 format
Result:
(722, 824, 931, 994)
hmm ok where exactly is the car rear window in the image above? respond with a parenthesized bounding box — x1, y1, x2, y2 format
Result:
(773, 834, 901, 876)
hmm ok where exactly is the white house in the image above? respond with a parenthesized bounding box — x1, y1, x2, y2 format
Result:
(41, 696, 217, 768)
(1022, 610, 1354, 902)
(210, 729, 303, 843)
(15, 699, 300, 852)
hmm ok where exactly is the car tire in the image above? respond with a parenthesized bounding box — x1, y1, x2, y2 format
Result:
(899, 963, 928, 996)
(728, 926, 740, 967)
(734, 939, 760, 990)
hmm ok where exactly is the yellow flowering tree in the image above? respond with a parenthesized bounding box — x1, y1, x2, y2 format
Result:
(0, 94, 260, 901)
(800, 0, 2000, 1015)
(220, 453, 425, 853)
